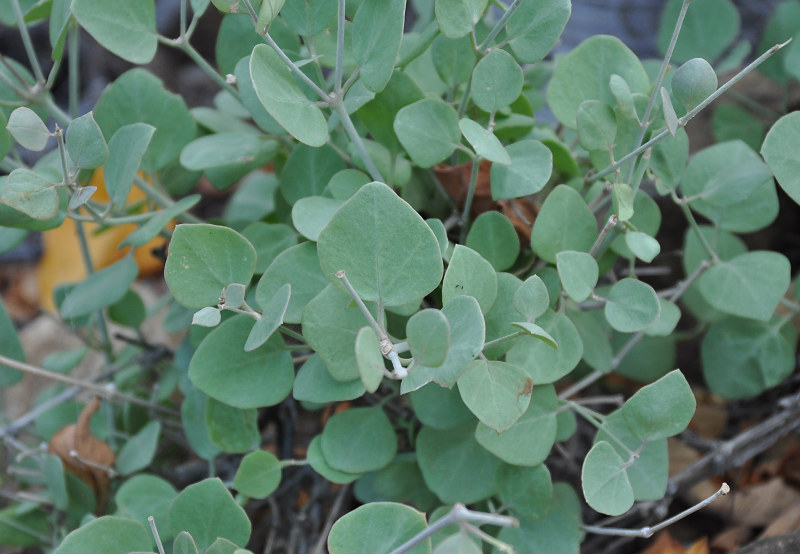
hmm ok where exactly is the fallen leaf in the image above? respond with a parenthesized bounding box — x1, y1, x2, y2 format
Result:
(637, 531, 709, 554)
(729, 478, 800, 527)
(759, 502, 800, 539)
(711, 526, 753, 552)
(48, 396, 115, 513)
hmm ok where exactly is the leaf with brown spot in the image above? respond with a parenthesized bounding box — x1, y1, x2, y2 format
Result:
(48, 397, 115, 513)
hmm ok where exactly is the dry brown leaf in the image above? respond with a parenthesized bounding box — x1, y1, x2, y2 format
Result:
(637, 531, 709, 554)
(48, 396, 115, 513)
(730, 478, 800, 527)
(759, 502, 800, 539)
(711, 526, 753, 552)
(689, 390, 728, 439)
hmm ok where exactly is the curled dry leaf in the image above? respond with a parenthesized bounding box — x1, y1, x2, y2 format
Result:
(48, 396, 115, 513)
(434, 160, 538, 242)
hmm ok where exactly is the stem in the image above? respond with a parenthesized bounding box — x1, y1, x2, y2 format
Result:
(673, 191, 719, 263)
(477, 0, 522, 54)
(590, 215, 618, 257)
(148, 516, 167, 554)
(0, 354, 178, 416)
(459, 156, 482, 242)
(332, 101, 384, 182)
(68, 21, 79, 119)
(278, 325, 306, 342)
(180, 0, 188, 39)
(589, 39, 792, 184)
(134, 176, 203, 223)
(397, 20, 439, 68)
(334, 0, 346, 94)
(261, 32, 329, 101)
(10, 0, 45, 83)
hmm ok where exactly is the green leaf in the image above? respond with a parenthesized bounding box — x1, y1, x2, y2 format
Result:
(434, 0, 487, 38)
(394, 98, 461, 168)
(293, 353, 365, 403)
(713, 103, 766, 151)
(182, 389, 220, 460)
(255, 242, 328, 324)
(243, 223, 299, 275)
(318, 182, 443, 306)
(506, 0, 571, 63)
(190, 315, 294, 408)
(475, 385, 558, 466)
(6, 106, 50, 151)
(556, 251, 598, 302)
(442, 244, 498, 313)
(73, 0, 157, 64)
(568, 309, 613, 373)
(60, 256, 138, 319)
(417, 423, 501, 504)
(307, 435, 362, 484)
(458, 118, 511, 164)
(0, 299, 24, 385)
(401, 296, 485, 391)
(193, 306, 221, 327)
(698, 251, 790, 322)
(489, 139, 552, 200)
(280, 0, 336, 36)
(205, 537, 239, 554)
(762, 111, 800, 206)
(115, 474, 177, 539)
(581, 441, 634, 516)
(547, 35, 649, 128)
(355, 327, 385, 393)
(205, 398, 260, 453)
(612, 182, 634, 221)
(245, 283, 290, 352)
(256, 0, 286, 31)
(302, 285, 378, 381)
(496, 464, 552, 521)
(291, 196, 342, 241)
(173, 532, 199, 554)
(625, 232, 660, 263)
(105, 123, 156, 209)
(94, 69, 196, 172)
(407, 309, 450, 368)
(250, 44, 328, 147)
(53, 516, 151, 554)
(457, 359, 532, 432)
(65, 112, 108, 170)
(758, 1, 800, 83)
(576, 100, 617, 151)
(431, 35, 476, 87)
(513, 275, 550, 321)
(410, 383, 475, 431)
(234, 450, 281, 499)
(169, 478, 251, 551)
(510, 321, 558, 349)
(622, 370, 695, 441)
(531, 185, 597, 264)
(645, 299, 681, 337)
(165, 224, 257, 309)
(506, 310, 583, 384)
(280, 143, 347, 205)
(121, 195, 201, 248)
(180, 132, 274, 171)
(321, 407, 397, 473)
(1, 168, 58, 220)
(658, 0, 739, 64)
(464, 212, 519, 271)
(470, 49, 522, 113)
(353, 0, 405, 93)
(661, 88, 679, 136)
(116, 421, 161, 476)
(702, 317, 796, 399)
(650, 128, 688, 192)
(604, 278, 660, 332)
(328, 502, 430, 554)
(43, 454, 68, 510)
(671, 58, 717, 112)
(224, 171, 279, 225)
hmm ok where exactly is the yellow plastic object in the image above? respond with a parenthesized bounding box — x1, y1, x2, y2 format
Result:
(36, 168, 171, 313)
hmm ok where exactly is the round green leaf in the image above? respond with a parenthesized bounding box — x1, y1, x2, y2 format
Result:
(190, 315, 293, 408)
(458, 118, 511, 164)
(6, 107, 50, 151)
(321, 407, 397, 473)
(713, 103, 766, 151)
(407, 309, 450, 368)
(317, 182, 443, 307)
(645, 299, 681, 337)
(431, 35, 476, 87)
(172, 531, 199, 554)
(394, 98, 461, 168)
(1, 169, 58, 221)
(250, 43, 328, 147)
(475, 385, 558, 466)
(581, 441, 634, 516)
(470, 49, 522, 112)
(650, 128, 689, 193)
(116, 421, 161, 476)
(193, 306, 221, 328)
(115, 474, 177, 538)
(531, 185, 597, 264)
(576, 100, 617, 151)
(658, 0, 739, 64)
(621, 370, 695, 441)
(409, 383, 475, 431)
(547, 35, 649, 128)
(291, 196, 342, 241)
(165, 224, 256, 309)
(356, 327, 385, 393)
(510, 321, 558, 349)
(169, 478, 251, 551)
(293, 353, 365, 403)
(506, 310, 583, 384)
(762, 111, 800, 207)
(497, 464, 552, 520)
(442, 244, 498, 313)
(702, 317, 796, 399)
(416, 424, 501, 504)
(604, 278, 660, 332)
(65, 112, 108, 170)
(671, 58, 718, 112)
(698, 251, 790, 322)
(280, 0, 336, 36)
(307, 436, 362, 484)
(465, 212, 519, 272)
(242, 223, 298, 274)
(625, 232, 660, 263)
(353, 0, 405, 93)
(482, 272, 524, 358)
(73, 0, 156, 64)
(513, 275, 550, 321)
(506, 0, 571, 63)
(328, 502, 430, 554)
(568, 309, 613, 373)
(53, 516, 151, 554)
(205, 398, 260, 453)
(556, 251, 599, 302)
(435, 0, 487, 38)
(280, 143, 346, 205)
(180, 132, 273, 171)
(490, 139, 552, 200)
(457, 360, 532, 433)
(234, 450, 281, 499)
(60, 256, 139, 319)
(245, 283, 290, 352)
